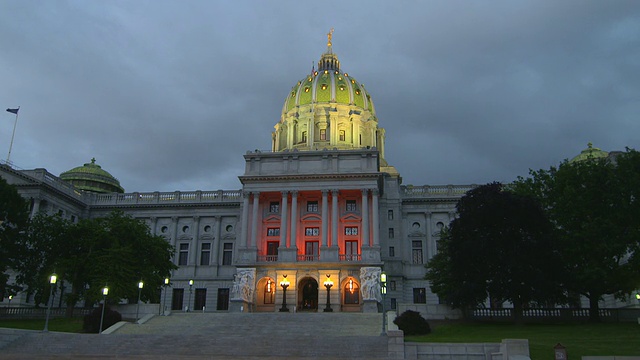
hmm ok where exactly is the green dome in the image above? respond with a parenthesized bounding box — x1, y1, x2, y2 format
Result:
(570, 143, 609, 163)
(282, 49, 375, 116)
(60, 158, 124, 194)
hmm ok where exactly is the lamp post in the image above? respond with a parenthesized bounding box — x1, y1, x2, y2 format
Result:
(99, 286, 109, 334)
(187, 279, 193, 312)
(279, 275, 290, 312)
(43, 273, 57, 332)
(8, 295, 12, 308)
(380, 272, 387, 336)
(135, 280, 144, 323)
(323, 274, 334, 312)
(161, 277, 169, 315)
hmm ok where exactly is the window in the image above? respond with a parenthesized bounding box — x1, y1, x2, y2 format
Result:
(267, 241, 279, 257)
(200, 243, 211, 266)
(390, 280, 396, 291)
(344, 226, 358, 236)
(412, 240, 423, 264)
(178, 243, 189, 266)
(345, 240, 358, 261)
(267, 228, 280, 236)
(388, 228, 394, 239)
(387, 210, 393, 220)
(217, 288, 229, 310)
(269, 202, 279, 213)
(222, 243, 233, 265)
(390, 298, 397, 310)
(305, 227, 319, 236)
(302, 131, 307, 142)
(320, 129, 326, 140)
(307, 201, 318, 212)
(359, 134, 362, 145)
(389, 246, 395, 257)
(346, 200, 357, 212)
(344, 279, 359, 304)
(339, 130, 346, 141)
(413, 288, 427, 304)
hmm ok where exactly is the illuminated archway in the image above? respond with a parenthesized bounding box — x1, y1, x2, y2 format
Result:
(298, 277, 318, 311)
(342, 277, 361, 312)
(256, 277, 276, 312)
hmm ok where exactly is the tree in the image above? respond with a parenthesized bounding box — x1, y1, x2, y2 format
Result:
(0, 177, 30, 298)
(13, 210, 176, 316)
(513, 149, 640, 321)
(426, 182, 562, 321)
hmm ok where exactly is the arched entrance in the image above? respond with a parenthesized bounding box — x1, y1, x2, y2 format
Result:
(298, 277, 318, 311)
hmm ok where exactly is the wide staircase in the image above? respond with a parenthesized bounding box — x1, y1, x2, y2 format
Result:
(0, 312, 389, 359)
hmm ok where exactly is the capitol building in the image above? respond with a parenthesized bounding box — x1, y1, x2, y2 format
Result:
(3, 36, 494, 318)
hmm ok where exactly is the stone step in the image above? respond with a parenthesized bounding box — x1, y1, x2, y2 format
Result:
(0, 312, 389, 359)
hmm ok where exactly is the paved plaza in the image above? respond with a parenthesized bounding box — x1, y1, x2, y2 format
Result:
(0, 312, 389, 359)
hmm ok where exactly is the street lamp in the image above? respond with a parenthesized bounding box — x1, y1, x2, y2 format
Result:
(135, 280, 144, 323)
(43, 273, 57, 332)
(8, 295, 12, 308)
(99, 286, 109, 334)
(323, 274, 334, 312)
(161, 277, 170, 315)
(279, 275, 290, 312)
(187, 279, 193, 312)
(380, 272, 387, 336)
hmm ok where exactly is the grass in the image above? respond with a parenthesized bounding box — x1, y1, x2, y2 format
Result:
(0, 317, 84, 333)
(405, 322, 640, 359)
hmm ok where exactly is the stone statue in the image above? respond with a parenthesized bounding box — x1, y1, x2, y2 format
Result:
(360, 267, 382, 302)
(231, 268, 256, 303)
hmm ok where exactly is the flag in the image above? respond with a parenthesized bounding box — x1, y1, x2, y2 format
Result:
(6, 108, 19, 114)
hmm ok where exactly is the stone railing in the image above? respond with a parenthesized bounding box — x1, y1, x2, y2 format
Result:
(471, 307, 640, 323)
(401, 184, 476, 198)
(18, 168, 88, 201)
(0, 307, 93, 319)
(91, 190, 242, 205)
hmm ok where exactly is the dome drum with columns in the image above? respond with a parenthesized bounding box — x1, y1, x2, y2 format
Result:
(274, 32, 385, 164)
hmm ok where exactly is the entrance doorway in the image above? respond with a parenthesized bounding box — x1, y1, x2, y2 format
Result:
(298, 277, 318, 311)
(171, 288, 184, 311)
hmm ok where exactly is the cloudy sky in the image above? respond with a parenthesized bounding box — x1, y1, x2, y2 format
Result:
(1, 1, 638, 192)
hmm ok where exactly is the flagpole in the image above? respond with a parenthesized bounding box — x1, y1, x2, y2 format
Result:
(6, 106, 19, 164)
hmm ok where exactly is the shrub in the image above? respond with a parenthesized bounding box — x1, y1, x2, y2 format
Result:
(393, 310, 431, 335)
(83, 305, 122, 333)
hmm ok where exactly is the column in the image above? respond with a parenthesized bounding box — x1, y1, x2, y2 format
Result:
(361, 189, 369, 246)
(425, 212, 433, 260)
(371, 189, 380, 247)
(250, 192, 260, 248)
(190, 216, 200, 267)
(289, 191, 298, 248)
(280, 191, 288, 247)
(150, 217, 158, 235)
(331, 189, 339, 247)
(211, 216, 220, 266)
(30, 198, 41, 218)
(171, 217, 179, 263)
(240, 192, 250, 248)
(321, 190, 329, 247)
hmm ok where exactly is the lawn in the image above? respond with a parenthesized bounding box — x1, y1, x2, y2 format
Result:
(0, 317, 84, 333)
(405, 322, 640, 359)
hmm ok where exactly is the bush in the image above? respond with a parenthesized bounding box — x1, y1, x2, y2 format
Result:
(393, 310, 431, 335)
(83, 305, 122, 333)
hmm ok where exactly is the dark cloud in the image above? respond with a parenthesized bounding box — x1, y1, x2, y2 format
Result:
(1, 1, 639, 192)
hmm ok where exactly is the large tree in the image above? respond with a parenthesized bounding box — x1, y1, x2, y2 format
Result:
(426, 182, 562, 321)
(14, 211, 176, 315)
(513, 149, 640, 321)
(0, 177, 30, 298)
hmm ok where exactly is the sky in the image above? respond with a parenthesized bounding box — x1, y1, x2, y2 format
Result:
(1, 1, 639, 192)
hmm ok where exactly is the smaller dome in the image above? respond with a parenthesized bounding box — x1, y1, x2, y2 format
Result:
(60, 158, 124, 193)
(570, 143, 609, 163)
